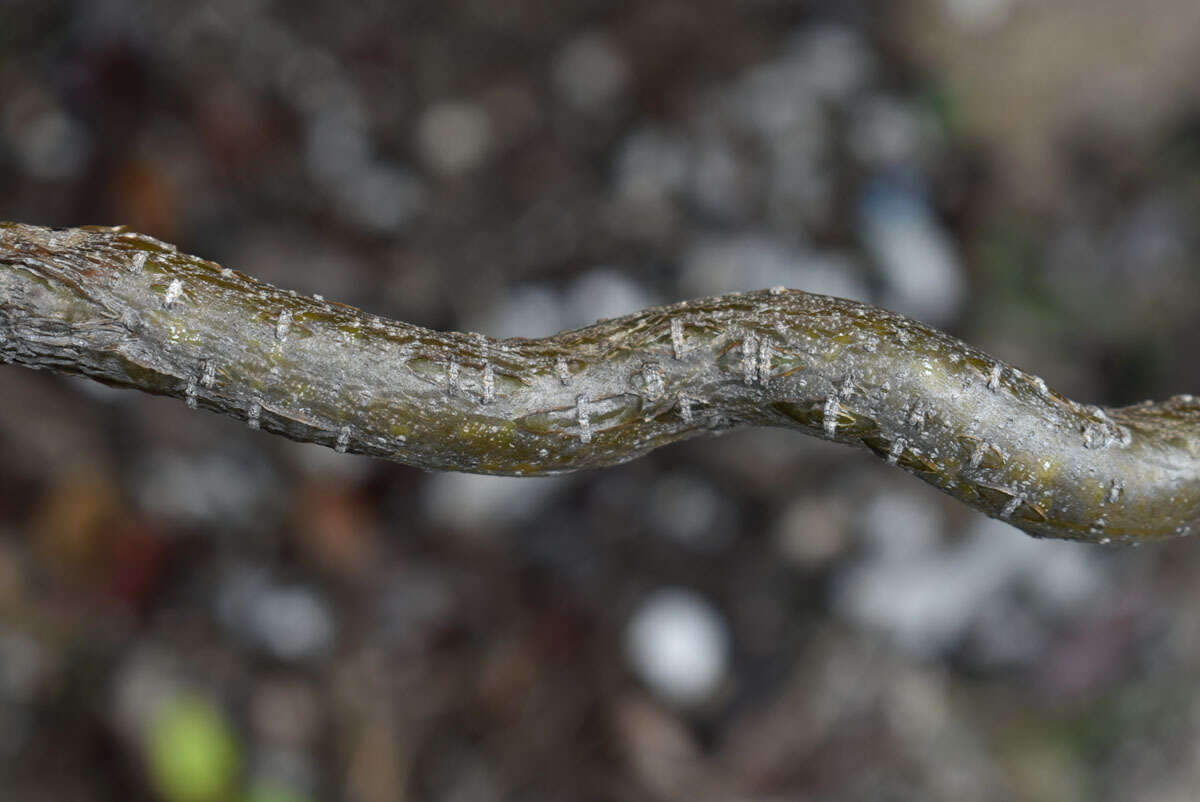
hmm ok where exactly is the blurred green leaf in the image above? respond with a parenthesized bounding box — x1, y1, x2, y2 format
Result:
(147, 694, 240, 802)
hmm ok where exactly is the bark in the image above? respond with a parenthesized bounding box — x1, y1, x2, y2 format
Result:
(2, 222, 1198, 542)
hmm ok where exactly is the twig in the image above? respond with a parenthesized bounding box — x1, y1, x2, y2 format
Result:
(2, 222, 1198, 542)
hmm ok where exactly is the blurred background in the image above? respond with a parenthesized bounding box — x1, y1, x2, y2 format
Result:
(3, 1, 1200, 800)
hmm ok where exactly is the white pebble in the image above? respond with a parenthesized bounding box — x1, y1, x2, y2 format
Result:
(785, 23, 875, 101)
(552, 32, 630, 113)
(625, 587, 730, 706)
(9, 100, 91, 180)
(133, 449, 277, 527)
(832, 510, 1105, 666)
(848, 94, 925, 167)
(613, 126, 690, 200)
(417, 100, 493, 176)
(476, 282, 565, 340)
(859, 180, 964, 325)
(338, 162, 428, 232)
(252, 585, 334, 660)
(563, 269, 658, 330)
(423, 473, 566, 535)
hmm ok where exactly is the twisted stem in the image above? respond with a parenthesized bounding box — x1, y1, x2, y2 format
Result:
(2, 222, 1198, 542)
